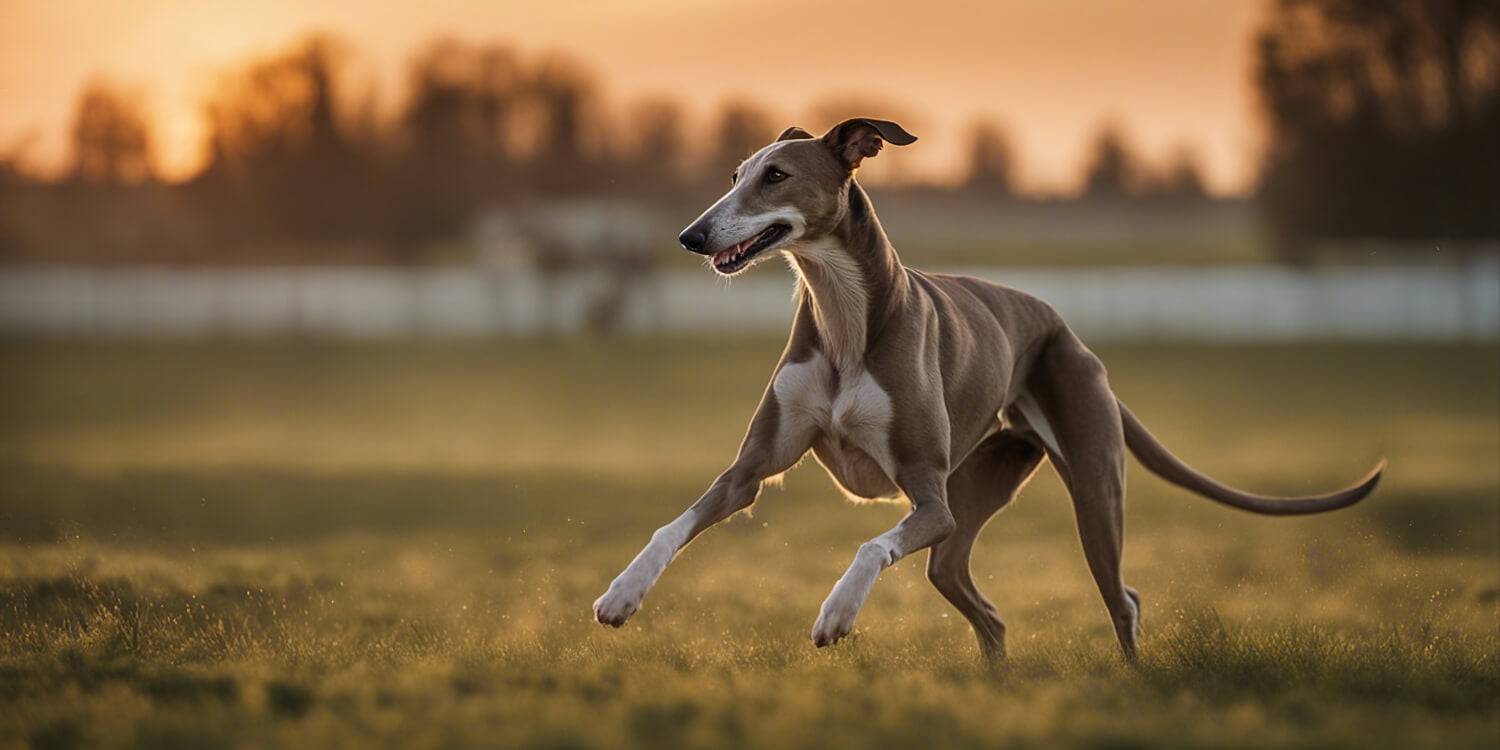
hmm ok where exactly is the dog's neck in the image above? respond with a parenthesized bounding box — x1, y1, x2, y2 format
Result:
(786, 181, 908, 374)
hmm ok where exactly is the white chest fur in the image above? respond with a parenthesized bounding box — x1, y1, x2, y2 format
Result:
(773, 354, 899, 498)
(785, 239, 868, 374)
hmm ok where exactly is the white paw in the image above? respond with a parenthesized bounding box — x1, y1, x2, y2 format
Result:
(593, 583, 643, 627)
(811, 593, 860, 647)
(811, 544, 889, 646)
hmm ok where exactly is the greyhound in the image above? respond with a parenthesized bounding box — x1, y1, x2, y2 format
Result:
(592, 118, 1383, 659)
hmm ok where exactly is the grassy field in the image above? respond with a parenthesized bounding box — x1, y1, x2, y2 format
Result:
(0, 337, 1496, 749)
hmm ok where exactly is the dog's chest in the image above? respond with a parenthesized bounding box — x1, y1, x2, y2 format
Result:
(773, 356, 898, 497)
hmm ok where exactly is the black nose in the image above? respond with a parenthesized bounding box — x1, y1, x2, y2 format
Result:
(679, 227, 708, 253)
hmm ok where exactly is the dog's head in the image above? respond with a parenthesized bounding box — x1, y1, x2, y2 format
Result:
(678, 118, 916, 276)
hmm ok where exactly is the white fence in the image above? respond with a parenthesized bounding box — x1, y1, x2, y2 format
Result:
(0, 260, 1495, 341)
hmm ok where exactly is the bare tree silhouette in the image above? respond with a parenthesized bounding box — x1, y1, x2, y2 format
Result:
(1080, 123, 1145, 199)
(1148, 145, 1209, 202)
(963, 119, 1018, 197)
(701, 100, 775, 189)
(527, 55, 604, 194)
(195, 35, 377, 253)
(69, 81, 154, 186)
(621, 97, 689, 195)
(388, 39, 523, 249)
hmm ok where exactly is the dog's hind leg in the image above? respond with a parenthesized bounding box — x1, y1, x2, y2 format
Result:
(926, 431, 1045, 659)
(1025, 331, 1141, 660)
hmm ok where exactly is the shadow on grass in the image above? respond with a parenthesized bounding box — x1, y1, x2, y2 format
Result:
(1139, 611, 1498, 713)
(0, 463, 693, 546)
(1365, 488, 1500, 553)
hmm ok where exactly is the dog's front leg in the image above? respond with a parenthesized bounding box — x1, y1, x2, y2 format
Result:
(594, 389, 814, 628)
(591, 469, 754, 627)
(812, 466, 955, 647)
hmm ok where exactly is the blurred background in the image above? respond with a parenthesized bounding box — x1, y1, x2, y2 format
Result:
(0, 0, 1496, 338)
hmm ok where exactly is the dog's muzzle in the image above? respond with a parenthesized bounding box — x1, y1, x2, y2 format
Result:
(709, 224, 790, 275)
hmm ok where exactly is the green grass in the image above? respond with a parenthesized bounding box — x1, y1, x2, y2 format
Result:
(0, 338, 1496, 749)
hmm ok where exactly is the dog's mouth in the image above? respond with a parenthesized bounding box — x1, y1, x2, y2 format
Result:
(711, 223, 790, 275)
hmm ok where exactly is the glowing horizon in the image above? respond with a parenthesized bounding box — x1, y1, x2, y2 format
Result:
(0, 0, 1265, 196)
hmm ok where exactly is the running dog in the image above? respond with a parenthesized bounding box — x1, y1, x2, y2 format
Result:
(592, 118, 1383, 659)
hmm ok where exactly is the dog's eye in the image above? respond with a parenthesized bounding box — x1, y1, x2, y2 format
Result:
(730, 171, 738, 185)
(766, 167, 788, 184)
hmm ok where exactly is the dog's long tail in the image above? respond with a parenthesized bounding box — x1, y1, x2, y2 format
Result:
(1117, 399, 1384, 515)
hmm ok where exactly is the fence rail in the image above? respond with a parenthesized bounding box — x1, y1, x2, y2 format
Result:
(1, 261, 1495, 341)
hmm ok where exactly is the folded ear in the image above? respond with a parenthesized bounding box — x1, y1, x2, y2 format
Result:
(777, 126, 814, 142)
(821, 118, 918, 170)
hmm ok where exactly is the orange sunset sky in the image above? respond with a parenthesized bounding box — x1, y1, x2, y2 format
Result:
(0, 0, 1265, 195)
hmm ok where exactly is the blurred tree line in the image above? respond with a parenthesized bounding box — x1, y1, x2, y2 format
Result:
(0, 35, 1215, 266)
(1257, 0, 1500, 261)
(3, 1, 1495, 267)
